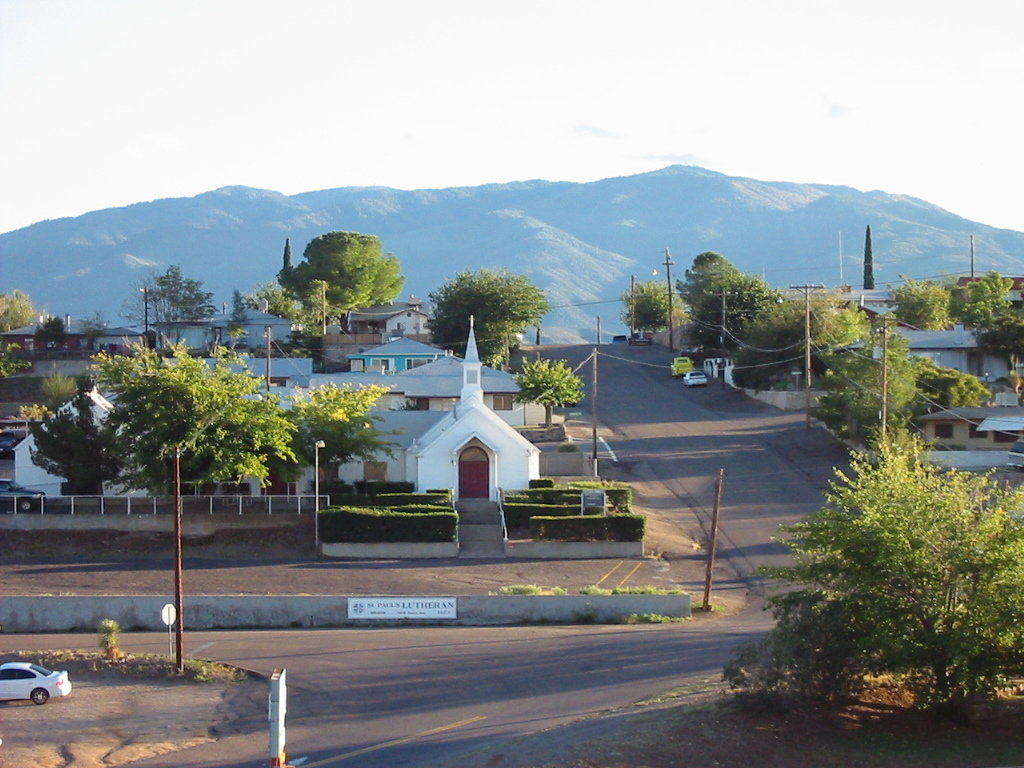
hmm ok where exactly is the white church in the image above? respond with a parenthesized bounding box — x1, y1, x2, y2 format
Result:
(334, 320, 541, 499)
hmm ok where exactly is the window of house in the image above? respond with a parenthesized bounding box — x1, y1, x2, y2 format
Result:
(491, 394, 513, 410)
(363, 461, 387, 481)
(994, 431, 1019, 443)
(933, 423, 954, 439)
(969, 422, 983, 439)
(406, 358, 430, 369)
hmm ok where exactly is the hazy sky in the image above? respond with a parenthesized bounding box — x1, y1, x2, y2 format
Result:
(2, 0, 1023, 236)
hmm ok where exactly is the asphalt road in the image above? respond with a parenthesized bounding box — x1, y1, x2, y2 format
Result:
(8, 343, 851, 767)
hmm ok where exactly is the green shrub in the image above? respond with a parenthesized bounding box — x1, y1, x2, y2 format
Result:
(98, 618, 122, 660)
(556, 441, 580, 452)
(503, 502, 583, 528)
(529, 513, 646, 542)
(491, 584, 567, 595)
(354, 480, 415, 497)
(328, 492, 372, 507)
(373, 492, 451, 507)
(319, 506, 457, 543)
(528, 478, 556, 488)
(579, 585, 612, 595)
(504, 488, 582, 505)
(425, 488, 452, 500)
(621, 613, 686, 624)
(610, 585, 687, 595)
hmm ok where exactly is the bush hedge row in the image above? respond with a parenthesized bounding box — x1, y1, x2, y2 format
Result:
(565, 481, 632, 511)
(529, 514, 645, 542)
(372, 492, 451, 507)
(319, 506, 457, 543)
(504, 489, 584, 506)
(502, 502, 593, 528)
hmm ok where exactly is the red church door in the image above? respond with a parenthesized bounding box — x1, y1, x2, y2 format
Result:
(458, 447, 490, 499)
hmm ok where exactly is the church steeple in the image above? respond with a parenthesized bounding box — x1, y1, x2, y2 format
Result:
(461, 316, 484, 404)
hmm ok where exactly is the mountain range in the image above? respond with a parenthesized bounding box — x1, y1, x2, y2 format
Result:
(3, 165, 1023, 343)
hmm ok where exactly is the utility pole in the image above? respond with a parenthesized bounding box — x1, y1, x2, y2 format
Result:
(590, 348, 599, 477)
(790, 284, 825, 428)
(702, 468, 725, 611)
(173, 447, 184, 672)
(720, 288, 728, 347)
(970, 234, 976, 280)
(265, 326, 272, 392)
(879, 317, 890, 441)
(629, 274, 637, 340)
(596, 316, 602, 345)
(663, 248, 675, 350)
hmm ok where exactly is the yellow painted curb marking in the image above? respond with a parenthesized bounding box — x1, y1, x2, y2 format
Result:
(593, 561, 623, 586)
(616, 561, 644, 588)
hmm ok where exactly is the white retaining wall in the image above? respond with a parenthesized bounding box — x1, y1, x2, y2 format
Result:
(0, 593, 691, 632)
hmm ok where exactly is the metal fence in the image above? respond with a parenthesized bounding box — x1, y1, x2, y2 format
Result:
(0, 495, 326, 515)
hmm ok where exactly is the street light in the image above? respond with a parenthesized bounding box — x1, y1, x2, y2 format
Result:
(314, 439, 326, 552)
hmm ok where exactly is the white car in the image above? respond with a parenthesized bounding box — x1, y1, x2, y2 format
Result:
(0, 662, 72, 704)
(681, 371, 709, 387)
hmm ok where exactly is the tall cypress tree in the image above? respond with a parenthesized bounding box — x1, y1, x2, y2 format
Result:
(282, 238, 292, 271)
(863, 225, 875, 290)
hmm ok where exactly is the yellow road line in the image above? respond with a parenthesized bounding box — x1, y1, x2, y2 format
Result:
(299, 715, 487, 766)
(593, 561, 623, 586)
(616, 561, 644, 588)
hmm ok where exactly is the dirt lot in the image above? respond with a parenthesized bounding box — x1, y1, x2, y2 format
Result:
(0, 656, 265, 768)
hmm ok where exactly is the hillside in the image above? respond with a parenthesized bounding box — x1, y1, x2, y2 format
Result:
(3, 165, 1022, 342)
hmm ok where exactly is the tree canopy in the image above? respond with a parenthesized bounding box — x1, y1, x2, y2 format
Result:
(513, 356, 584, 427)
(620, 280, 675, 334)
(726, 438, 1024, 713)
(0, 290, 35, 332)
(890, 277, 952, 330)
(30, 380, 121, 495)
(278, 231, 403, 320)
(429, 269, 549, 366)
(285, 383, 393, 478)
(953, 272, 1012, 329)
(94, 344, 296, 493)
(678, 252, 779, 350)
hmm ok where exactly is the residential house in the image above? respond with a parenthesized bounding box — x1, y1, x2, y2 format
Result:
(347, 338, 449, 373)
(346, 296, 431, 341)
(1, 317, 143, 356)
(918, 406, 1024, 450)
(155, 308, 293, 352)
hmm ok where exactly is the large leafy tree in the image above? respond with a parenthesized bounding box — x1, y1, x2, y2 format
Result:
(953, 271, 1013, 329)
(0, 344, 29, 378)
(244, 281, 304, 323)
(732, 295, 868, 390)
(285, 383, 393, 479)
(0, 290, 35, 332)
(514, 356, 584, 427)
(429, 269, 549, 366)
(727, 438, 1024, 713)
(278, 231, 404, 321)
(890, 277, 952, 330)
(125, 265, 215, 345)
(977, 313, 1024, 370)
(678, 252, 780, 350)
(620, 280, 675, 334)
(30, 380, 122, 494)
(94, 344, 296, 493)
(814, 331, 919, 444)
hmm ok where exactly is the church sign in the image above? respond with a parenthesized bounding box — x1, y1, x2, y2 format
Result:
(348, 597, 458, 620)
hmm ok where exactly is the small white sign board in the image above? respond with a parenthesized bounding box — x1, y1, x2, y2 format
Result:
(348, 597, 457, 620)
(160, 604, 176, 626)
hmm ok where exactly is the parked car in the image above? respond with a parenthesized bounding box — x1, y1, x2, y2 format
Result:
(681, 371, 709, 387)
(1008, 440, 1024, 470)
(0, 479, 45, 511)
(0, 662, 72, 704)
(670, 356, 695, 377)
(611, 334, 628, 343)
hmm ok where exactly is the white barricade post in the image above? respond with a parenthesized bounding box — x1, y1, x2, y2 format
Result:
(269, 668, 288, 767)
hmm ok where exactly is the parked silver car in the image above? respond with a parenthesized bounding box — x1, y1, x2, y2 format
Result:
(681, 371, 709, 387)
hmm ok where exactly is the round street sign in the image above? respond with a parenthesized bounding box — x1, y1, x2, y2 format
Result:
(161, 603, 176, 626)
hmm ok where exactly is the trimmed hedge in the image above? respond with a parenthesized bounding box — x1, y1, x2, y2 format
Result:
(504, 489, 582, 506)
(529, 478, 556, 488)
(529, 514, 645, 542)
(566, 481, 632, 511)
(373, 492, 451, 507)
(502, 502, 582, 529)
(319, 506, 457, 543)
(327, 492, 372, 507)
(353, 480, 415, 497)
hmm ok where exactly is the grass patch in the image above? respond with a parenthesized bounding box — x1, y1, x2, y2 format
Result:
(9, 649, 251, 684)
(620, 613, 688, 624)
(579, 584, 688, 595)
(490, 584, 568, 595)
